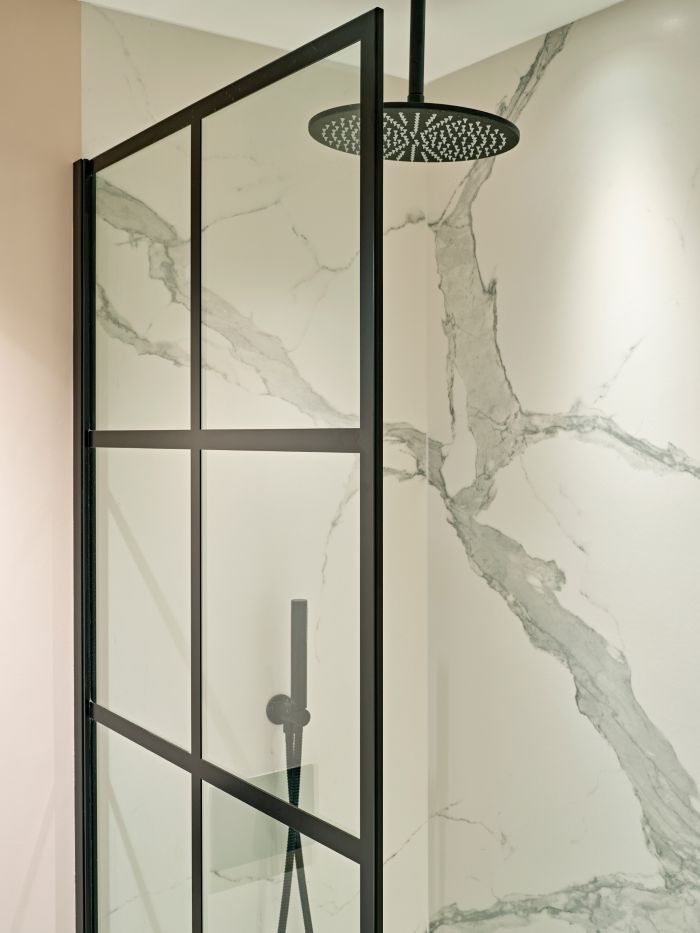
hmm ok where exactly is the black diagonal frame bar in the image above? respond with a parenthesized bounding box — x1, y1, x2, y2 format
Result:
(74, 9, 383, 933)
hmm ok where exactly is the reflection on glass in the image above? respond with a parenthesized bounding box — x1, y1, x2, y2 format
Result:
(204, 783, 359, 933)
(203, 451, 360, 834)
(201, 46, 361, 429)
(96, 726, 191, 932)
(95, 130, 190, 429)
(96, 448, 190, 749)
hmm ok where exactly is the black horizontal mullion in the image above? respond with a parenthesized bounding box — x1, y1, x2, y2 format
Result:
(201, 428, 362, 453)
(89, 428, 362, 453)
(90, 429, 192, 449)
(90, 703, 361, 864)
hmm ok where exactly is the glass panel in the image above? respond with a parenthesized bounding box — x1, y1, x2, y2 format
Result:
(201, 45, 361, 429)
(96, 726, 191, 932)
(96, 448, 190, 749)
(203, 783, 359, 933)
(95, 130, 191, 429)
(203, 451, 360, 834)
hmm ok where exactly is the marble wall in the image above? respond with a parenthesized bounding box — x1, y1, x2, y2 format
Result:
(417, 0, 700, 929)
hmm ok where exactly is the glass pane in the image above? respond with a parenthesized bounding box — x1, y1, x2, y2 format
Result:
(96, 448, 190, 749)
(96, 726, 191, 932)
(203, 451, 360, 834)
(201, 45, 361, 429)
(204, 783, 359, 933)
(95, 130, 190, 429)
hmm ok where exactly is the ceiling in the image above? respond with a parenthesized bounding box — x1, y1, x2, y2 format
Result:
(82, 0, 624, 81)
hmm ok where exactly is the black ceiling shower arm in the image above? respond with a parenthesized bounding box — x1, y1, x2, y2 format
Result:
(408, 0, 426, 104)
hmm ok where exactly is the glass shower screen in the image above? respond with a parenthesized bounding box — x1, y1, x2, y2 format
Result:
(74, 11, 383, 933)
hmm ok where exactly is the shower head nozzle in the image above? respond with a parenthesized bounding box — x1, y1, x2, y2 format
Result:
(309, 0, 520, 164)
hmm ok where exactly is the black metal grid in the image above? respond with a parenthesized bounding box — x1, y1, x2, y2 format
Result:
(74, 9, 383, 933)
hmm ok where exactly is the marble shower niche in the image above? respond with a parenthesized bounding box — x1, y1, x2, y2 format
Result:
(84, 0, 700, 929)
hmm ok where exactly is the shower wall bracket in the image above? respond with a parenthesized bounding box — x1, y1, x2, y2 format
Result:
(267, 694, 312, 729)
(267, 599, 312, 730)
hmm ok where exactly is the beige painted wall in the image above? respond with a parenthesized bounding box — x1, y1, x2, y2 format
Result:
(0, 1, 81, 931)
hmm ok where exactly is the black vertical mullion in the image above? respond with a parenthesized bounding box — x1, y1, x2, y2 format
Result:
(359, 12, 384, 933)
(74, 157, 97, 933)
(191, 119, 202, 435)
(191, 448, 203, 933)
(190, 118, 204, 933)
(73, 157, 85, 933)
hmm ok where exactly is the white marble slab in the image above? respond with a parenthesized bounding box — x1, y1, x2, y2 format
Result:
(420, 0, 700, 928)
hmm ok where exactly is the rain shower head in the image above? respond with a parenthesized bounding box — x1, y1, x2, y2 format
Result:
(308, 0, 520, 163)
(309, 102, 519, 162)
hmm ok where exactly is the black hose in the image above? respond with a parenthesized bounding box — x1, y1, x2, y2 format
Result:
(276, 726, 313, 933)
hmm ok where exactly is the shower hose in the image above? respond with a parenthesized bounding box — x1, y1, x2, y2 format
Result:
(276, 722, 313, 933)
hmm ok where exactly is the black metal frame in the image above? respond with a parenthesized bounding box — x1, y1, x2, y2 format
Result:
(408, 0, 426, 104)
(74, 10, 383, 932)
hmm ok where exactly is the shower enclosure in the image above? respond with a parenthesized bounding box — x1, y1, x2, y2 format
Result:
(75, 0, 700, 929)
(74, 11, 383, 932)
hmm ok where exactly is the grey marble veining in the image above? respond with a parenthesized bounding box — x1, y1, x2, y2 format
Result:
(429, 877, 699, 932)
(96, 175, 358, 427)
(93, 7, 157, 125)
(95, 173, 435, 431)
(96, 283, 189, 370)
(387, 15, 700, 931)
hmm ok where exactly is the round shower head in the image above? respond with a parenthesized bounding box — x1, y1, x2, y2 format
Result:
(308, 101, 519, 163)
(309, 0, 520, 164)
